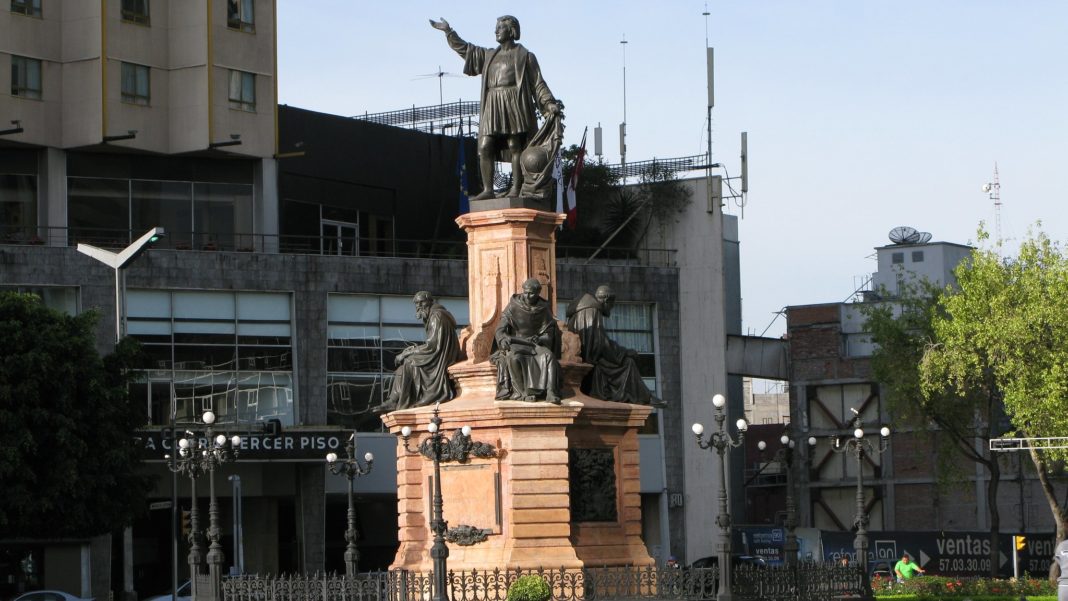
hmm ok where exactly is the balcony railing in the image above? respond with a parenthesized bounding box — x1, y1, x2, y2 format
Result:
(1, 226, 677, 267)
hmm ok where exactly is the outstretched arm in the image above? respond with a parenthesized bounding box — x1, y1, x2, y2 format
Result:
(430, 17, 484, 73)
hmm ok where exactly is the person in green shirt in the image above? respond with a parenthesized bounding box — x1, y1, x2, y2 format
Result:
(894, 553, 925, 582)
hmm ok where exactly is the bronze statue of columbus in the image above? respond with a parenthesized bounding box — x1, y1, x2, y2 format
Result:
(430, 16, 562, 200)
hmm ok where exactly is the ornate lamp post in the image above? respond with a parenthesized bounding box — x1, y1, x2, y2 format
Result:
(755, 426, 798, 567)
(692, 393, 749, 601)
(166, 410, 241, 597)
(399, 403, 496, 601)
(326, 433, 374, 577)
(812, 413, 890, 599)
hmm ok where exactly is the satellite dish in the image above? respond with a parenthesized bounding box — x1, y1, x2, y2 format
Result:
(889, 226, 919, 245)
(917, 232, 932, 244)
(982, 183, 992, 193)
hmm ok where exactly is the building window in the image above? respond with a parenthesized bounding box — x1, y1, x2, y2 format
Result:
(911, 250, 924, 263)
(227, 0, 254, 32)
(326, 294, 470, 432)
(0, 174, 37, 243)
(67, 176, 254, 250)
(120, 0, 149, 25)
(601, 302, 660, 433)
(120, 62, 150, 105)
(228, 70, 255, 111)
(127, 290, 294, 426)
(0, 286, 78, 315)
(891, 252, 904, 264)
(11, 0, 42, 17)
(10, 56, 42, 99)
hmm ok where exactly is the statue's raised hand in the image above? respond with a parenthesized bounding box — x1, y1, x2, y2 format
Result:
(429, 18, 450, 31)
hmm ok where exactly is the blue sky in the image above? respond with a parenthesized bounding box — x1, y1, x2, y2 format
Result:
(278, 1, 1068, 343)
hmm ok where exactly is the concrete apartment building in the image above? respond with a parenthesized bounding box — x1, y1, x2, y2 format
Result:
(3, 3, 746, 597)
(1, 0, 277, 249)
(783, 235, 1054, 538)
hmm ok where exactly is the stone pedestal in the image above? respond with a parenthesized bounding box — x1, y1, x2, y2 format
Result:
(381, 391, 654, 571)
(382, 207, 654, 571)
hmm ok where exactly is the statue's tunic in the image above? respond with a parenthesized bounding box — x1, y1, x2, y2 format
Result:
(492, 293, 561, 400)
(445, 30, 555, 148)
(387, 303, 460, 409)
(566, 293, 658, 405)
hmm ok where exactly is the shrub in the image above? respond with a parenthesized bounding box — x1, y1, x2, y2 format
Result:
(871, 574, 1056, 599)
(506, 575, 551, 601)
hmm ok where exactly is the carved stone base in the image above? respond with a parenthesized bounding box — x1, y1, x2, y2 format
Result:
(455, 209, 565, 364)
(381, 374, 655, 571)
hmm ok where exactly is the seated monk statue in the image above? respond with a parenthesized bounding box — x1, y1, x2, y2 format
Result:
(377, 291, 460, 412)
(492, 278, 562, 403)
(566, 285, 664, 407)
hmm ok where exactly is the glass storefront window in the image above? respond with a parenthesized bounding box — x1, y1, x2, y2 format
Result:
(132, 180, 193, 250)
(68, 178, 130, 247)
(67, 177, 253, 250)
(127, 290, 294, 426)
(195, 182, 253, 251)
(0, 174, 37, 243)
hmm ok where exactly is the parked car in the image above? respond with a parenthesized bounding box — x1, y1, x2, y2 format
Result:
(142, 581, 190, 601)
(12, 591, 94, 601)
(870, 561, 893, 579)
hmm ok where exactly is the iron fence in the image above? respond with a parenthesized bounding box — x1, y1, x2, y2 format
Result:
(220, 563, 863, 601)
(733, 563, 864, 601)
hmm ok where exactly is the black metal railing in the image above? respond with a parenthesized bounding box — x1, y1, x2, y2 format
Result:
(221, 563, 863, 601)
(1, 227, 677, 268)
(222, 567, 719, 601)
(352, 101, 480, 136)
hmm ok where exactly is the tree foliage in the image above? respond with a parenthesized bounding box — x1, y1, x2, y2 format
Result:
(862, 276, 1005, 576)
(556, 145, 693, 251)
(920, 227, 1068, 553)
(0, 292, 152, 538)
(864, 279, 1000, 472)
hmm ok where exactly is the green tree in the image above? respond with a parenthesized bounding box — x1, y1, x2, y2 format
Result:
(921, 228, 1068, 571)
(862, 278, 1006, 577)
(0, 292, 152, 538)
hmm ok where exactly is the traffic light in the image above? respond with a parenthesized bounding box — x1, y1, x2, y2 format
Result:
(1015, 535, 1027, 551)
(181, 510, 191, 537)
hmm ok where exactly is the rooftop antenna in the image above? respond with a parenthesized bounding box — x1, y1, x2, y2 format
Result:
(594, 122, 603, 160)
(413, 65, 459, 105)
(620, 34, 628, 182)
(982, 163, 1002, 253)
(703, 6, 715, 213)
(703, 2, 710, 46)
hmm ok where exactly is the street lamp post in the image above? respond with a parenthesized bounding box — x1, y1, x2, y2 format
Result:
(692, 393, 749, 601)
(165, 410, 241, 599)
(755, 425, 810, 567)
(75, 226, 166, 343)
(326, 433, 374, 577)
(398, 403, 496, 601)
(77, 226, 166, 598)
(813, 413, 891, 600)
